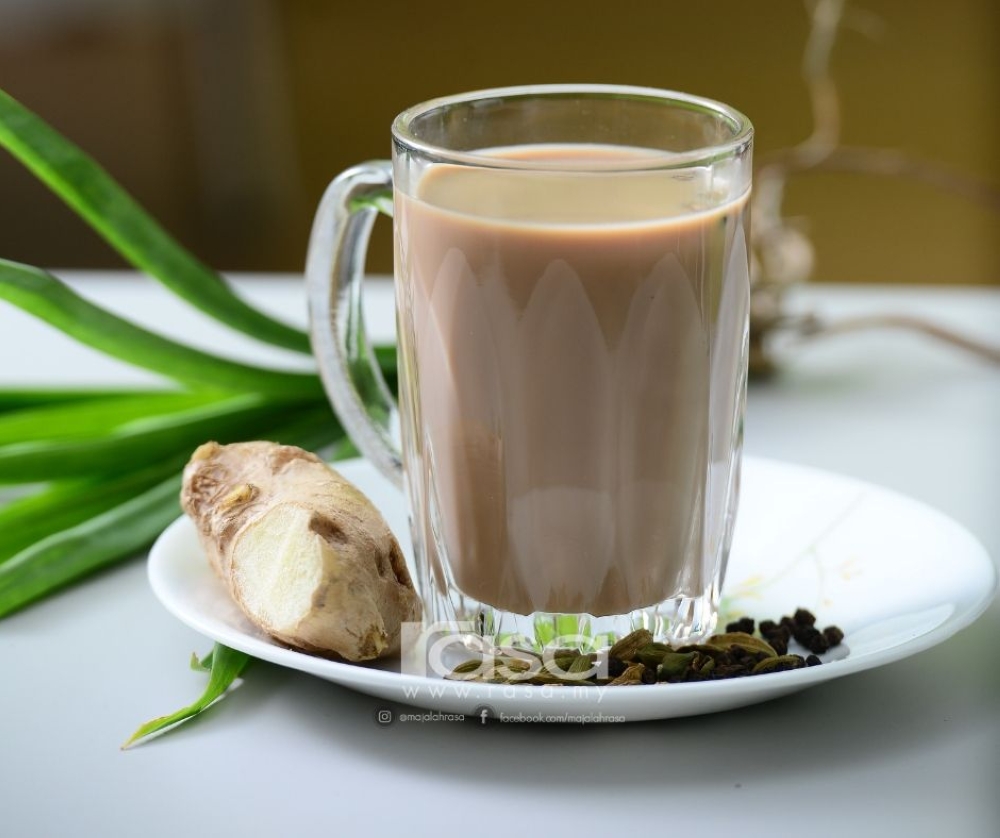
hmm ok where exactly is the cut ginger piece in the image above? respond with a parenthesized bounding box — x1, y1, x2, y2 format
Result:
(181, 441, 421, 661)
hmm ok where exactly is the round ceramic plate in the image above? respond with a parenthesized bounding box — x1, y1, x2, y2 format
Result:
(148, 456, 996, 723)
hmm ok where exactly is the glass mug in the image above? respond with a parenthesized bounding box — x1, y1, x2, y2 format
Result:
(306, 85, 752, 647)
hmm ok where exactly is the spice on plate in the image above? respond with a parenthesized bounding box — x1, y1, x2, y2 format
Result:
(446, 607, 846, 687)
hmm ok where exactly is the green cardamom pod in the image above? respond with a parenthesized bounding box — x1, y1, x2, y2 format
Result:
(677, 643, 731, 661)
(656, 651, 697, 680)
(608, 662, 646, 686)
(752, 655, 806, 674)
(609, 629, 654, 663)
(567, 654, 597, 676)
(496, 656, 532, 673)
(552, 647, 581, 659)
(523, 672, 560, 685)
(707, 632, 778, 658)
(635, 642, 673, 668)
(492, 657, 533, 681)
(447, 659, 486, 680)
(543, 654, 580, 675)
(525, 671, 595, 686)
(697, 656, 716, 674)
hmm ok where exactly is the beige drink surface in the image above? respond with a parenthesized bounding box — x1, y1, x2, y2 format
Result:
(395, 144, 749, 617)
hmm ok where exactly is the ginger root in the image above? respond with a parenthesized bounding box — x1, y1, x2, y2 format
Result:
(181, 441, 421, 661)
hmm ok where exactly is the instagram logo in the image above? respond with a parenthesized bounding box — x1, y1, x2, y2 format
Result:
(374, 707, 394, 726)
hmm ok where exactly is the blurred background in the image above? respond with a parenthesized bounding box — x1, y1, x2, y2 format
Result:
(0, 0, 996, 284)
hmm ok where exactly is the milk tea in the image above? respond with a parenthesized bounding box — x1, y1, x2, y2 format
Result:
(395, 144, 749, 618)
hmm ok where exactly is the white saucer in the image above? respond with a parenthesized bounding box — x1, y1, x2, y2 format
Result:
(148, 456, 996, 723)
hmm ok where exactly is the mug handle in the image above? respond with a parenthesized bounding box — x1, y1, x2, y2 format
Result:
(306, 160, 403, 488)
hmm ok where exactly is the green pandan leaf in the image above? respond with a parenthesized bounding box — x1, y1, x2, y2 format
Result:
(0, 388, 176, 414)
(0, 394, 294, 482)
(0, 392, 226, 446)
(0, 260, 322, 397)
(0, 474, 183, 617)
(0, 459, 183, 563)
(0, 87, 310, 354)
(189, 650, 214, 672)
(123, 644, 252, 748)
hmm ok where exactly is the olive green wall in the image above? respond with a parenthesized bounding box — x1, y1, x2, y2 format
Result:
(1, 0, 996, 284)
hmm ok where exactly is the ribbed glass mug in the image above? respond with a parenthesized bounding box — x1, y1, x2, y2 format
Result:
(306, 85, 752, 647)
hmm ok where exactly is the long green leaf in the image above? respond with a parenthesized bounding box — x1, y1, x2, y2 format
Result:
(0, 473, 183, 617)
(0, 460, 184, 563)
(0, 388, 174, 414)
(267, 406, 345, 454)
(0, 393, 310, 482)
(0, 260, 322, 397)
(0, 344, 394, 413)
(122, 644, 252, 749)
(373, 343, 398, 395)
(0, 405, 343, 616)
(0, 87, 310, 354)
(0, 392, 226, 446)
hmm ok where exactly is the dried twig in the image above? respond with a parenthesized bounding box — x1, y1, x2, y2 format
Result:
(758, 146, 1000, 214)
(775, 312, 1000, 366)
(749, 0, 1000, 372)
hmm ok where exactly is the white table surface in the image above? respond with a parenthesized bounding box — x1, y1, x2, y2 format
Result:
(2, 273, 998, 838)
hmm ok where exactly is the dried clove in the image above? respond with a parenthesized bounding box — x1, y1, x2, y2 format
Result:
(726, 616, 756, 634)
